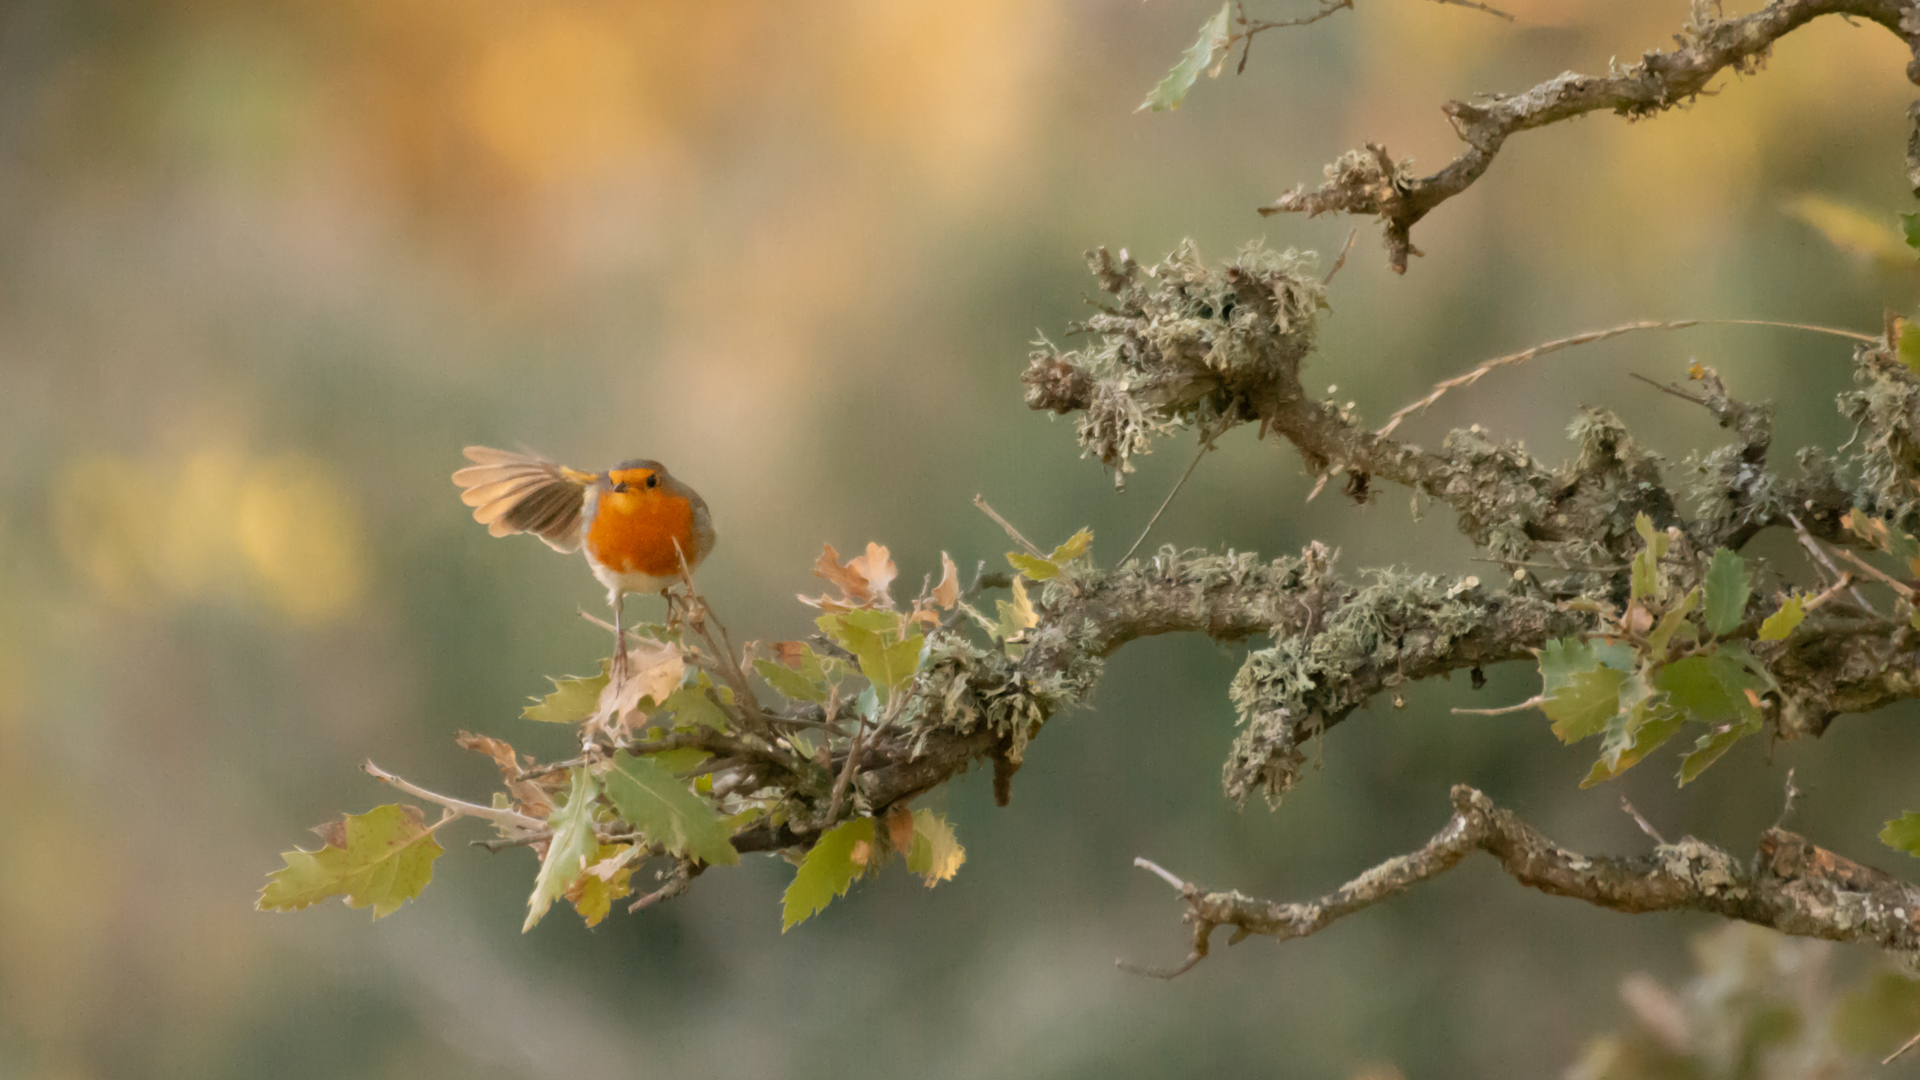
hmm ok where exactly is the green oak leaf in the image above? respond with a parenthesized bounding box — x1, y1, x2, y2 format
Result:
(600, 752, 739, 867)
(817, 610, 923, 696)
(906, 809, 965, 887)
(1678, 725, 1748, 785)
(754, 644, 830, 703)
(1657, 652, 1766, 728)
(1702, 548, 1751, 636)
(1536, 638, 1631, 744)
(1583, 697, 1684, 788)
(661, 672, 731, 730)
(1880, 812, 1920, 856)
(1758, 596, 1806, 641)
(782, 817, 876, 931)
(524, 769, 602, 932)
(1137, 3, 1232, 112)
(1902, 211, 1920, 251)
(258, 804, 444, 919)
(1906, 322, 1920, 374)
(523, 663, 610, 724)
(1644, 588, 1699, 659)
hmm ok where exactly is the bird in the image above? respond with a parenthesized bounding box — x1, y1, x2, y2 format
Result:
(451, 446, 716, 675)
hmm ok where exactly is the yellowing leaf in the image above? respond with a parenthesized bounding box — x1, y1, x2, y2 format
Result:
(1901, 322, 1920, 374)
(600, 752, 739, 866)
(258, 804, 443, 919)
(1007, 551, 1058, 580)
(907, 809, 965, 887)
(523, 664, 610, 724)
(782, 817, 876, 931)
(566, 843, 636, 927)
(1758, 596, 1807, 641)
(994, 576, 1039, 644)
(1881, 812, 1920, 856)
(525, 769, 601, 932)
(1049, 528, 1092, 563)
(1630, 514, 1670, 604)
(1006, 528, 1095, 581)
(1137, 2, 1231, 113)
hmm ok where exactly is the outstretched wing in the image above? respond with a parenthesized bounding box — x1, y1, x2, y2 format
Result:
(451, 446, 594, 553)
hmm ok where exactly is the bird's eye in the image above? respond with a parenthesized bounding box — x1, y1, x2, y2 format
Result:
(645, 474, 659, 489)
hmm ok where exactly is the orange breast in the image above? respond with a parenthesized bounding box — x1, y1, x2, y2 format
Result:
(585, 489, 698, 578)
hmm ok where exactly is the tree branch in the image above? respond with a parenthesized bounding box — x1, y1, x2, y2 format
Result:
(1259, 0, 1914, 272)
(1124, 785, 1920, 978)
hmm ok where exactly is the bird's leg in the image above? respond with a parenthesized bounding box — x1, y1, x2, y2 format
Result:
(610, 590, 629, 685)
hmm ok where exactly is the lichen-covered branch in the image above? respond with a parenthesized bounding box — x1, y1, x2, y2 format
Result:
(1258, 0, 1915, 271)
(1023, 241, 1920, 793)
(1126, 785, 1920, 977)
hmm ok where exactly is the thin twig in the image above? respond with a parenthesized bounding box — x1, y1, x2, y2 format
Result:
(1134, 856, 1190, 891)
(1321, 227, 1358, 285)
(1800, 573, 1856, 613)
(1829, 546, 1918, 600)
(1884, 1026, 1920, 1065)
(1451, 696, 1546, 716)
(1120, 437, 1216, 565)
(1788, 512, 1877, 615)
(1378, 319, 1875, 437)
(363, 761, 545, 832)
(1619, 796, 1666, 845)
(1775, 768, 1800, 831)
(973, 494, 1046, 557)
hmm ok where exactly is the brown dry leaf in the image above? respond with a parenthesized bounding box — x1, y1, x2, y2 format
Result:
(932, 552, 960, 609)
(312, 819, 348, 849)
(849, 839, 872, 868)
(770, 640, 809, 668)
(456, 730, 523, 775)
(797, 541, 898, 610)
(847, 542, 897, 602)
(455, 730, 555, 816)
(883, 803, 915, 856)
(596, 638, 686, 733)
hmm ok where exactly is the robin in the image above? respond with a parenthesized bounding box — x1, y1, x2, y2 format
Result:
(451, 446, 716, 672)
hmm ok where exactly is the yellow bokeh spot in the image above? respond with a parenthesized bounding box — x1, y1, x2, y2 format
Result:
(235, 456, 367, 624)
(51, 448, 366, 624)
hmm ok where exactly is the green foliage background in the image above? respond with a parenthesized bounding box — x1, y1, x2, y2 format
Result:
(5, 0, 1920, 1076)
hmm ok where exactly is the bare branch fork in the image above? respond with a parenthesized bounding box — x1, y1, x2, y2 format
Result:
(1121, 786, 1920, 979)
(1261, 0, 1918, 271)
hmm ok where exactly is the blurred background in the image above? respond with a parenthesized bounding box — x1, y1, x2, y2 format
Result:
(5, 0, 1920, 1076)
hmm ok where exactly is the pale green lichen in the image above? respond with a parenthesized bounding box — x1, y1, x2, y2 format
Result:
(1225, 565, 1494, 803)
(1024, 240, 1326, 487)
